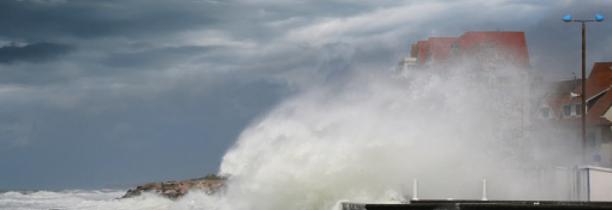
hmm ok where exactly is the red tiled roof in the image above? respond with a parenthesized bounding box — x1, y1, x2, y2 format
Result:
(454, 31, 530, 67)
(427, 37, 458, 63)
(586, 90, 612, 125)
(585, 62, 612, 99)
(584, 63, 612, 125)
(410, 31, 530, 67)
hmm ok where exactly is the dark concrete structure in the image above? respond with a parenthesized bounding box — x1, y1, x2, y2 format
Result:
(342, 200, 612, 210)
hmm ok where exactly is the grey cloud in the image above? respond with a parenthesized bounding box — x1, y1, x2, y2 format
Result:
(0, 0, 219, 40)
(101, 46, 218, 68)
(0, 42, 72, 63)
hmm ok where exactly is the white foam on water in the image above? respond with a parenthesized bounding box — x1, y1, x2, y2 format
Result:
(0, 190, 167, 210)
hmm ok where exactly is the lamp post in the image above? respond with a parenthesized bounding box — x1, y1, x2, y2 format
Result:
(562, 14, 605, 163)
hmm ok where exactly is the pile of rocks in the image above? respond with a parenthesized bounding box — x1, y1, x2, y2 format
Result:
(121, 175, 225, 199)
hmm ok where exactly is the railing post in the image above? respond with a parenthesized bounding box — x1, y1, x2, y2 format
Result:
(481, 179, 488, 201)
(412, 179, 419, 201)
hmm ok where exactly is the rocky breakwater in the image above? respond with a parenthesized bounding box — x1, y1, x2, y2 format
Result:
(121, 175, 226, 199)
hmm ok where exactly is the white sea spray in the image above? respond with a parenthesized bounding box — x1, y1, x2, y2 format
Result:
(1, 63, 580, 210)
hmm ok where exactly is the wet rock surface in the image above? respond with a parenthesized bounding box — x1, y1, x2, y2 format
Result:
(121, 175, 225, 199)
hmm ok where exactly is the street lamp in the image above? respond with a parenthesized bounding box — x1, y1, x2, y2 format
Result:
(562, 14, 605, 163)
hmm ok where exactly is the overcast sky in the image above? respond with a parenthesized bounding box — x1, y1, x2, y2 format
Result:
(0, 0, 611, 190)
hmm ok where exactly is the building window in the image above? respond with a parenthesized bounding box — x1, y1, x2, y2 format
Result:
(563, 105, 571, 116)
(540, 107, 550, 118)
(575, 104, 582, 116)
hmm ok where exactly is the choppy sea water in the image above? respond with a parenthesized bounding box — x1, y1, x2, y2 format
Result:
(0, 190, 220, 210)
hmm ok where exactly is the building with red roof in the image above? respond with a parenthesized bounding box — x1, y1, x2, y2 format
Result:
(540, 62, 612, 125)
(408, 31, 530, 68)
(539, 62, 612, 166)
(401, 31, 612, 166)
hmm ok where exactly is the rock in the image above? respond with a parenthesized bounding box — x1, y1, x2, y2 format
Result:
(121, 175, 226, 199)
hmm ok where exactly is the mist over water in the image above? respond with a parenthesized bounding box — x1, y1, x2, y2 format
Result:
(0, 62, 581, 210)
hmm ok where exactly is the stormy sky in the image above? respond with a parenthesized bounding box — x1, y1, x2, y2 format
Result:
(0, 0, 611, 190)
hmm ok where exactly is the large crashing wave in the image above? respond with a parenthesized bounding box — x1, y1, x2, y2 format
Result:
(216, 63, 579, 210)
(1, 63, 580, 210)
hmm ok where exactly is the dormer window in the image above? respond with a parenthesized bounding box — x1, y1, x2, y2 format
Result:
(575, 104, 583, 116)
(561, 104, 582, 117)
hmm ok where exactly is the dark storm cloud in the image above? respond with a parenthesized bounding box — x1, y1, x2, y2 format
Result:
(0, 42, 72, 63)
(0, 0, 221, 40)
(101, 46, 218, 68)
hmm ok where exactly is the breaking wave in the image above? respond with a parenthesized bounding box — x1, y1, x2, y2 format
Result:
(217, 64, 577, 210)
(1, 63, 579, 210)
